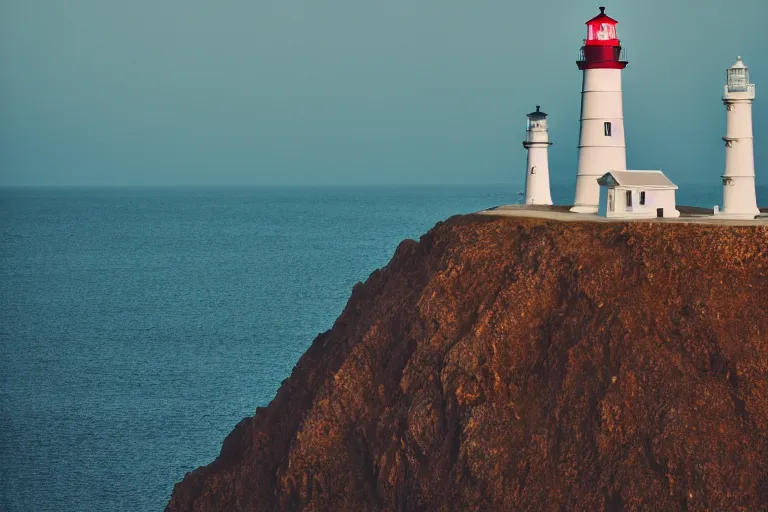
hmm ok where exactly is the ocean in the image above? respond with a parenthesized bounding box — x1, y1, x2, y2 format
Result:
(1, 183, 765, 511)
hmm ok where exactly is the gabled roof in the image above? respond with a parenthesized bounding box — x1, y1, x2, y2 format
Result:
(597, 170, 677, 189)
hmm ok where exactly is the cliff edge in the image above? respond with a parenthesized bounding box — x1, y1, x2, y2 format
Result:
(167, 215, 768, 511)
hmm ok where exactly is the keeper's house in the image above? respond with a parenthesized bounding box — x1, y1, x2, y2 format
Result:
(597, 171, 680, 219)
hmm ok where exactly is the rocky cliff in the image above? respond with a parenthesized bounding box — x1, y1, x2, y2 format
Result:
(167, 215, 768, 511)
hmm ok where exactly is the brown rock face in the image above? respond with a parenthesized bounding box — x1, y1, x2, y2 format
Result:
(167, 216, 768, 511)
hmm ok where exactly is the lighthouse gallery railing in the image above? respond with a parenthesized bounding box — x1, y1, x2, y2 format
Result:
(577, 46, 627, 64)
(727, 83, 755, 94)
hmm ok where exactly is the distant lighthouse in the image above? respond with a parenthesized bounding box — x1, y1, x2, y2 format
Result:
(719, 56, 759, 219)
(571, 7, 629, 214)
(522, 106, 553, 205)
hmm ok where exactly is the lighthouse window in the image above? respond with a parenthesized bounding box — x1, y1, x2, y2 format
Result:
(640, 191, 646, 205)
(604, 122, 612, 136)
(530, 166, 536, 175)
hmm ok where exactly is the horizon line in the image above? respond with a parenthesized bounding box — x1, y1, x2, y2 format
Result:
(2, 181, 758, 189)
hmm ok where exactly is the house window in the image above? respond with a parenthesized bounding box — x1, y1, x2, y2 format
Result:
(640, 191, 646, 205)
(625, 190, 632, 210)
(604, 122, 612, 136)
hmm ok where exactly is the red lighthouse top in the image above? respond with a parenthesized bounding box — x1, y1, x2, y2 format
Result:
(577, 7, 627, 70)
(585, 7, 619, 46)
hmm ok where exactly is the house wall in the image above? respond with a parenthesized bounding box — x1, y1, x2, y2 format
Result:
(654, 189, 681, 218)
(602, 186, 680, 219)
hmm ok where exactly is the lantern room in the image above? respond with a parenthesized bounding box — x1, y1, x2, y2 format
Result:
(726, 56, 753, 93)
(523, 105, 552, 149)
(577, 7, 628, 70)
(586, 7, 619, 46)
(527, 106, 548, 131)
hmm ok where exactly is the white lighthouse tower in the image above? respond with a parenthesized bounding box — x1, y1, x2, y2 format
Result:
(719, 56, 759, 219)
(522, 106, 553, 205)
(571, 7, 629, 213)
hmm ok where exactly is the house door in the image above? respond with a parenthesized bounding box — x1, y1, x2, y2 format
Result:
(656, 208, 663, 218)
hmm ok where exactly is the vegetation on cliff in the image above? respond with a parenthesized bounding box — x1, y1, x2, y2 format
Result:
(167, 216, 768, 511)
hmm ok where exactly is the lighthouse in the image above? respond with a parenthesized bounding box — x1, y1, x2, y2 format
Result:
(571, 7, 629, 214)
(719, 57, 759, 219)
(522, 106, 553, 205)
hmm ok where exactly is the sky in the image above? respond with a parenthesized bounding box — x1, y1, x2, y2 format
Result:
(0, 0, 766, 186)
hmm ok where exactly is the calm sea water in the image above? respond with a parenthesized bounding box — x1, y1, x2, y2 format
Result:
(1, 184, 765, 511)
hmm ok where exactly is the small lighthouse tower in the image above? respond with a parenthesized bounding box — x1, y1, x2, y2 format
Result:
(571, 7, 629, 213)
(719, 56, 759, 219)
(522, 106, 553, 205)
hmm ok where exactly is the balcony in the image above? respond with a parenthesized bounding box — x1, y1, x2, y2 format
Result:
(727, 83, 755, 94)
(578, 46, 627, 64)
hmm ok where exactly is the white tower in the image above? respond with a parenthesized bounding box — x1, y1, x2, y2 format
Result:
(522, 106, 553, 205)
(719, 56, 759, 219)
(571, 7, 629, 214)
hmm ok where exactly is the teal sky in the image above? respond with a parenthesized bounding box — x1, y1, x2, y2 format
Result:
(1, 0, 766, 186)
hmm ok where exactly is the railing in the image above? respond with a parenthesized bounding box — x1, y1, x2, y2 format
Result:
(577, 46, 627, 63)
(727, 83, 755, 94)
